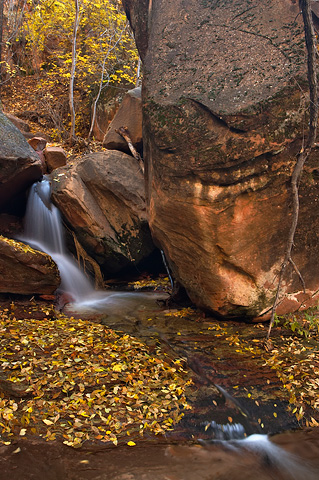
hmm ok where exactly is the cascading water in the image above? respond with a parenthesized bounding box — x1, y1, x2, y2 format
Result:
(23, 178, 64, 253)
(18, 179, 319, 480)
(20, 176, 167, 312)
(199, 421, 317, 480)
(21, 176, 96, 303)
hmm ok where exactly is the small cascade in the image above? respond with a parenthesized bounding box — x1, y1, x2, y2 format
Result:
(24, 179, 65, 254)
(199, 421, 317, 480)
(20, 176, 95, 303)
(20, 177, 167, 312)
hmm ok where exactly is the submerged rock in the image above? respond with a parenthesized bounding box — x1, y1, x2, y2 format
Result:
(0, 235, 60, 294)
(123, 0, 319, 318)
(51, 150, 155, 277)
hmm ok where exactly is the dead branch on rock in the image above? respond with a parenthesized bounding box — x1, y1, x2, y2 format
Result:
(115, 126, 144, 173)
(266, 0, 318, 346)
(72, 232, 104, 289)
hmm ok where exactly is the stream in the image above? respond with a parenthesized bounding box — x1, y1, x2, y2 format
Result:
(5, 176, 319, 479)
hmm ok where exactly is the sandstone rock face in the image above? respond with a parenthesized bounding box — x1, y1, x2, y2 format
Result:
(123, 0, 319, 318)
(0, 112, 43, 210)
(44, 146, 67, 172)
(51, 150, 155, 276)
(0, 236, 60, 294)
(103, 87, 142, 154)
(28, 137, 47, 152)
(4, 113, 31, 133)
(92, 90, 122, 142)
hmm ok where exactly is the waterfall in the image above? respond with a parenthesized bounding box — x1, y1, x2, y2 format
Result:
(199, 421, 317, 480)
(23, 179, 65, 254)
(21, 176, 95, 303)
(20, 177, 167, 313)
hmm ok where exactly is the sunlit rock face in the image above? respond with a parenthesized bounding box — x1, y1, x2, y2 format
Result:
(122, 0, 319, 318)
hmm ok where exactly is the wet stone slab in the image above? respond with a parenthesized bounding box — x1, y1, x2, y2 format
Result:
(1, 429, 319, 480)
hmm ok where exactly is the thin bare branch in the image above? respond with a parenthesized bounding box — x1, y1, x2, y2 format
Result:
(115, 126, 144, 173)
(266, 0, 318, 343)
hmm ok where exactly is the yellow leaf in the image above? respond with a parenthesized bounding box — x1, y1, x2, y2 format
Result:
(43, 419, 54, 425)
(127, 441, 136, 446)
(112, 364, 122, 372)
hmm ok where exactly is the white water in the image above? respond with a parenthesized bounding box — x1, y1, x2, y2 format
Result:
(20, 176, 95, 303)
(200, 421, 317, 480)
(20, 177, 167, 311)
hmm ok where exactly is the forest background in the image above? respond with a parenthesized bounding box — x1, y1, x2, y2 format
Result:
(0, 0, 138, 145)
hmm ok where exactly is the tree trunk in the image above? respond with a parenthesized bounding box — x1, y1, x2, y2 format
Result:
(115, 126, 144, 173)
(69, 0, 80, 143)
(0, 0, 4, 88)
(266, 0, 318, 345)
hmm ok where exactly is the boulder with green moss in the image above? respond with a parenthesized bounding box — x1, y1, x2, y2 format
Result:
(51, 150, 155, 277)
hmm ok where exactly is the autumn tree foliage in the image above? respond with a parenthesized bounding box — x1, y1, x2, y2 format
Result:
(0, 0, 138, 140)
(0, 0, 29, 81)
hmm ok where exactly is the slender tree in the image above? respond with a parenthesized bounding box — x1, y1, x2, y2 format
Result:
(266, 0, 318, 346)
(0, 0, 4, 87)
(69, 0, 80, 144)
(88, 22, 129, 140)
(23, 0, 137, 140)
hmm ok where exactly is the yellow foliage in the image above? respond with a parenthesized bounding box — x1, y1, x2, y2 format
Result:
(20, 0, 139, 138)
(24, 0, 138, 89)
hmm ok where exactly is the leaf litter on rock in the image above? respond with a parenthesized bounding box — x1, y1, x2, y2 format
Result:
(0, 303, 192, 447)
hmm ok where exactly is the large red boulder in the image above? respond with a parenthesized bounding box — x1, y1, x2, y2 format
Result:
(122, 0, 319, 318)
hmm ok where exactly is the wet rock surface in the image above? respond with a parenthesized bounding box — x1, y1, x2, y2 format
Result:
(1, 421, 319, 480)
